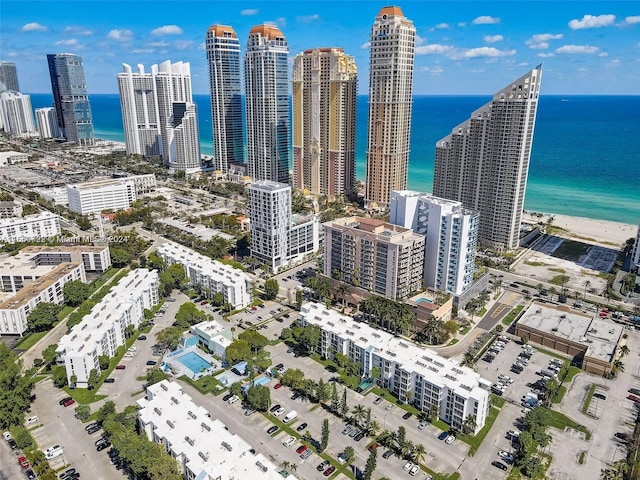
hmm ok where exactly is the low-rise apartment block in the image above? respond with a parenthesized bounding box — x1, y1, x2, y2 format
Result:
(323, 216, 425, 300)
(0, 212, 60, 242)
(56, 268, 159, 387)
(300, 302, 490, 433)
(138, 380, 296, 480)
(157, 241, 251, 309)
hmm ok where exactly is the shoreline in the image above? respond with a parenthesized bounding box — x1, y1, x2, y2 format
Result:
(523, 212, 637, 245)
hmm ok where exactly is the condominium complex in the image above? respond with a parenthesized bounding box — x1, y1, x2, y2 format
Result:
(0, 212, 61, 243)
(248, 181, 319, 273)
(245, 25, 290, 184)
(67, 177, 136, 215)
(292, 48, 357, 198)
(301, 302, 490, 433)
(56, 269, 159, 387)
(365, 6, 415, 207)
(323, 216, 424, 300)
(157, 241, 251, 309)
(0, 61, 19, 92)
(47, 53, 95, 145)
(0, 246, 109, 335)
(206, 25, 244, 172)
(0, 91, 37, 137)
(35, 107, 60, 139)
(390, 190, 479, 296)
(117, 61, 201, 174)
(433, 66, 543, 251)
(138, 380, 298, 480)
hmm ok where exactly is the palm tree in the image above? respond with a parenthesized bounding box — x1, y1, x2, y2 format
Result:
(619, 345, 630, 357)
(412, 443, 427, 465)
(351, 404, 367, 427)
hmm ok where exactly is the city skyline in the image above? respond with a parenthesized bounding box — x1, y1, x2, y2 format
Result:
(2, 1, 639, 96)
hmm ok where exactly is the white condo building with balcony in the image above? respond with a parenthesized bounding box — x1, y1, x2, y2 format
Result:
(300, 302, 490, 433)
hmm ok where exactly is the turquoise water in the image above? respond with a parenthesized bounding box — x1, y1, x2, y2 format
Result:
(29, 94, 640, 224)
(177, 351, 212, 374)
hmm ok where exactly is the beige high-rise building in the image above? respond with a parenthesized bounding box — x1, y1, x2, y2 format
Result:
(365, 6, 415, 208)
(433, 66, 543, 251)
(292, 48, 357, 198)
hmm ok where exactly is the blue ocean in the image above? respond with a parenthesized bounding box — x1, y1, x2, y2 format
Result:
(29, 94, 640, 225)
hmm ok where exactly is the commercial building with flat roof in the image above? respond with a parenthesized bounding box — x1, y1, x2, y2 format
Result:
(301, 302, 490, 433)
(157, 241, 251, 309)
(0, 212, 60, 243)
(138, 380, 298, 480)
(56, 268, 159, 387)
(515, 303, 624, 375)
(323, 216, 425, 300)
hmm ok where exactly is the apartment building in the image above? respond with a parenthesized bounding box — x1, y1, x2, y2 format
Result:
(323, 216, 424, 300)
(301, 302, 490, 432)
(0, 212, 61, 243)
(56, 269, 159, 387)
(157, 241, 251, 309)
(138, 380, 298, 480)
(390, 190, 479, 296)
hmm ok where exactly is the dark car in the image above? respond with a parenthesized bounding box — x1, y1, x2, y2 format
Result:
(492, 461, 508, 471)
(382, 449, 394, 459)
(59, 396, 73, 405)
(402, 412, 413, 420)
(270, 404, 281, 413)
(104, 378, 115, 383)
(267, 426, 279, 435)
(317, 460, 330, 471)
(296, 422, 308, 432)
(438, 431, 449, 441)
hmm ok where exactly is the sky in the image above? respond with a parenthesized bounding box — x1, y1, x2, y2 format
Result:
(2, 0, 639, 95)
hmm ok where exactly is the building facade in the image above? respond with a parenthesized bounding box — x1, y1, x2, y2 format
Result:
(35, 107, 60, 139)
(47, 53, 95, 145)
(244, 25, 290, 184)
(323, 216, 425, 300)
(0, 91, 37, 137)
(301, 302, 490, 433)
(365, 6, 415, 208)
(292, 48, 357, 198)
(248, 181, 319, 273)
(206, 25, 244, 172)
(433, 66, 543, 251)
(56, 269, 159, 387)
(0, 61, 19, 92)
(390, 190, 479, 296)
(157, 241, 251, 309)
(0, 212, 60, 243)
(138, 380, 298, 480)
(67, 178, 137, 215)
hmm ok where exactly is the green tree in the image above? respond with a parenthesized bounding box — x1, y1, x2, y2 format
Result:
(87, 368, 100, 390)
(155, 327, 182, 350)
(62, 280, 91, 306)
(363, 447, 377, 480)
(74, 404, 91, 421)
(229, 381, 244, 398)
(320, 418, 330, 452)
(238, 330, 269, 353)
(246, 385, 271, 411)
(0, 344, 34, 429)
(26, 302, 61, 332)
(264, 278, 279, 300)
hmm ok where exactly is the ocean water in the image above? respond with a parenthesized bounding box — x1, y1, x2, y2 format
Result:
(29, 94, 640, 225)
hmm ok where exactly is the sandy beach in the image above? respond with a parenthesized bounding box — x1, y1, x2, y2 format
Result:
(523, 212, 637, 245)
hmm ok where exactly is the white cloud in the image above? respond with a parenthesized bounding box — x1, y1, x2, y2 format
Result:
(537, 53, 555, 58)
(472, 16, 500, 25)
(21, 22, 47, 32)
(361, 41, 371, 49)
(297, 14, 319, 23)
(624, 16, 640, 25)
(568, 14, 615, 30)
(484, 35, 503, 43)
(415, 44, 454, 55)
(173, 40, 193, 50)
(241, 8, 259, 16)
(108, 29, 133, 41)
(419, 66, 444, 74)
(555, 44, 600, 54)
(55, 38, 79, 46)
(435, 23, 450, 29)
(457, 47, 515, 58)
(151, 25, 183, 35)
(64, 26, 93, 36)
(132, 48, 154, 54)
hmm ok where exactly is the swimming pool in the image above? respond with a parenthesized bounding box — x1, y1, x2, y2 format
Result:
(176, 351, 213, 375)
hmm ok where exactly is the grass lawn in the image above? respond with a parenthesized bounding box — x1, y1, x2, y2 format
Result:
(458, 406, 500, 456)
(502, 305, 524, 326)
(13, 331, 48, 350)
(581, 384, 596, 414)
(546, 410, 591, 439)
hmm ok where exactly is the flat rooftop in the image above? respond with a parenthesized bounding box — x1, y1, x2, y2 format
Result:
(518, 303, 623, 363)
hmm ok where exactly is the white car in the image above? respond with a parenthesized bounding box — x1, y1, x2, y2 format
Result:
(403, 461, 414, 472)
(273, 407, 286, 416)
(282, 436, 296, 447)
(409, 464, 420, 476)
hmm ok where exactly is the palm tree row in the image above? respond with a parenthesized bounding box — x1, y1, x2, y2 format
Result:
(360, 295, 416, 335)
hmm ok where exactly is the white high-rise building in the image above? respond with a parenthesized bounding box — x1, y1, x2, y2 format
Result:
(118, 61, 201, 174)
(433, 66, 543, 251)
(249, 181, 319, 273)
(390, 190, 479, 296)
(35, 107, 60, 139)
(0, 91, 37, 137)
(365, 6, 415, 208)
(244, 25, 290, 184)
(206, 25, 244, 172)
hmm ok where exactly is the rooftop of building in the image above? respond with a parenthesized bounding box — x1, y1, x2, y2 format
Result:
(138, 381, 297, 479)
(301, 302, 490, 398)
(518, 303, 623, 363)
